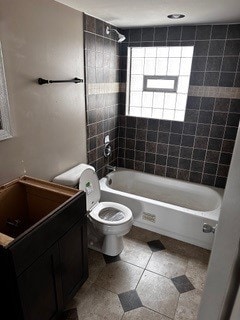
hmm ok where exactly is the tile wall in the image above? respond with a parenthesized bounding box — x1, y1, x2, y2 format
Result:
(84, 14, 120, 178)
(118, 24, 240, 188)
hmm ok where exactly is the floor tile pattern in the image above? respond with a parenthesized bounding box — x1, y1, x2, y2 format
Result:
(65, 226, 210, 319)
(122, 307, 171, 320)
(146, 250, 188, 278)
(94, 260, 144, 294)
(137, 270, 179, 318)
(120, 237, 152, 268)
(174, 289, 203, 320)
(118, 290, 143, 312)
(75, 284, 123, 320)
(171, 275, 195, 294)
(147, 239, 166, 251)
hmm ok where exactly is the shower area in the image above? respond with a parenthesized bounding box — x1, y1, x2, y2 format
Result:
(84, 14, 239, 194)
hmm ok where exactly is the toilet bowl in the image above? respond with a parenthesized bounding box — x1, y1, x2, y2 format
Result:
(53, 164, 133, 256)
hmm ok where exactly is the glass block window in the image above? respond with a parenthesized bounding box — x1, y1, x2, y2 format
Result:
(126, 46, 194, 121)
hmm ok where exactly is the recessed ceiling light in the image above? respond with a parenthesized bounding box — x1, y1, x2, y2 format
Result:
(167, 14, 185, 19)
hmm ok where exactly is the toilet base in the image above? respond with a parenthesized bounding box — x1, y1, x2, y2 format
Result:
(87, 221, 124, 256)
(102, 234, 124, 256)
(87, 215, 133, 256)
(88, 234, 124, 256)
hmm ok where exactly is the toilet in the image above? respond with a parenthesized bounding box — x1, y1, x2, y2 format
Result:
(53, 164, 133, 256)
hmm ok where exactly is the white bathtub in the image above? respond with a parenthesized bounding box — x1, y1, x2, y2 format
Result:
(100, 168, 223, 250)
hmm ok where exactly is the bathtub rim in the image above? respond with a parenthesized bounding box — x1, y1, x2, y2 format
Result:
(100, 168, 223, 221)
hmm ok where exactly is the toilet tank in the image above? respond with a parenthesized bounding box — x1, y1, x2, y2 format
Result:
(53, 163, 101, 211)
(53, 164, 95, 187)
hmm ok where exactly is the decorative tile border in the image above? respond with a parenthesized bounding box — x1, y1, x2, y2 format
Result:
(87, 82, 121, 95)
(189, 86, 240, 99)
(87, 82, 240, 99)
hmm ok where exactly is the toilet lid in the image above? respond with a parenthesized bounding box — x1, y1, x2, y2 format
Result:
(90, 202, 133, 225)
(78, 168, 101, 211)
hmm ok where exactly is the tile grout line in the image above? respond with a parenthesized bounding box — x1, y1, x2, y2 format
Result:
(200, 26, 213, 186)
(144, 305, 174, 319)
(134, 247, 153, 290)
(211, 25, 229, 187)
(172, 256, 191, 320)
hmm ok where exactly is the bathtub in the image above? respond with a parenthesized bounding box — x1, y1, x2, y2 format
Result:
(100, 168, 223, 250)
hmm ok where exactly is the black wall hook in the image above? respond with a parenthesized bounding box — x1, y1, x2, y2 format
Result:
(38, 77, 83, 85)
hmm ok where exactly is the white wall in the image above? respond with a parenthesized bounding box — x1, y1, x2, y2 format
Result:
(0, 0, 87, 184)
(198, 124, 240, 319)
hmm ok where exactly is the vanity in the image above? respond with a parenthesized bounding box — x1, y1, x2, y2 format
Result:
(0, 176, 88, 320)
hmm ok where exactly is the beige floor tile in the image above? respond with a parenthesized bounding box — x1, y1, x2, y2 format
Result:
(95, 260, 144, 294)
(75, 279, 92, 300)
(75, 284, 123, 320)
(88, 249, 106, 283)
(146, 250, 188, 278)
(120, 237, 152, 268)
(186, 258, 208, 291)
(127, 226, 161, 242)
(161, 236, 210, 263)
(65, 280, 92, 310)
(137, 270, 179, 319)
(122, 307, 171, 320)
(174, 289, 202, 320)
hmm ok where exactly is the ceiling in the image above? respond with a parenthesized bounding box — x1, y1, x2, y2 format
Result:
(55, 0, 240, 28)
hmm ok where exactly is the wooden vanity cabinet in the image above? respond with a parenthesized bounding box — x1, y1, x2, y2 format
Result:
(0, 176, 88, 320)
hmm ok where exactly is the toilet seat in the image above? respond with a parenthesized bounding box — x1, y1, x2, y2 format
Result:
(90, 201, 132, 225)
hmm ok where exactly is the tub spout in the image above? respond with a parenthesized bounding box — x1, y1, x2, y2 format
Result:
(106, 164, 117, 172)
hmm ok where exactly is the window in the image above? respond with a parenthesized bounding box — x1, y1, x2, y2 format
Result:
(143, 76, 178, 92)
(126, 46, 194, 121)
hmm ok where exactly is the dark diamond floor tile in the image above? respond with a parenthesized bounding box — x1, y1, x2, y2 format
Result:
(61, 308, 78, 320)
(171, 275, 195, 293)
(147, 239, 165, 252)
(118, 290, 143, 312)
(103, 254, 121, 264)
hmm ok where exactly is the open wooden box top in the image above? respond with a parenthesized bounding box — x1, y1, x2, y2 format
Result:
(0, 176, 82, 247)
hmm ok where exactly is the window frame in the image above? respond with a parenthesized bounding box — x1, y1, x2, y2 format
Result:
(143, 75, 179, 92)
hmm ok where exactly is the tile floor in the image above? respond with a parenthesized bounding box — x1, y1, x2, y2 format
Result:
(64, 226, 210, 320)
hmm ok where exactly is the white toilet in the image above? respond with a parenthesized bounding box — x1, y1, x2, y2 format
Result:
(53, 164, 133, 256)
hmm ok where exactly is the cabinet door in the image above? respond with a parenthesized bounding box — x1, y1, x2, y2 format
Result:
(17, 243, 62, 320)
(59, 217, 88, 305)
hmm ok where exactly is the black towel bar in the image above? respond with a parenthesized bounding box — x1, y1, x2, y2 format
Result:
(38, 77, 83, 85)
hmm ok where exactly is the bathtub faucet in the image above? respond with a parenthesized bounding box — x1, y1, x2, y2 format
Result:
(106, 164, 117, 172)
